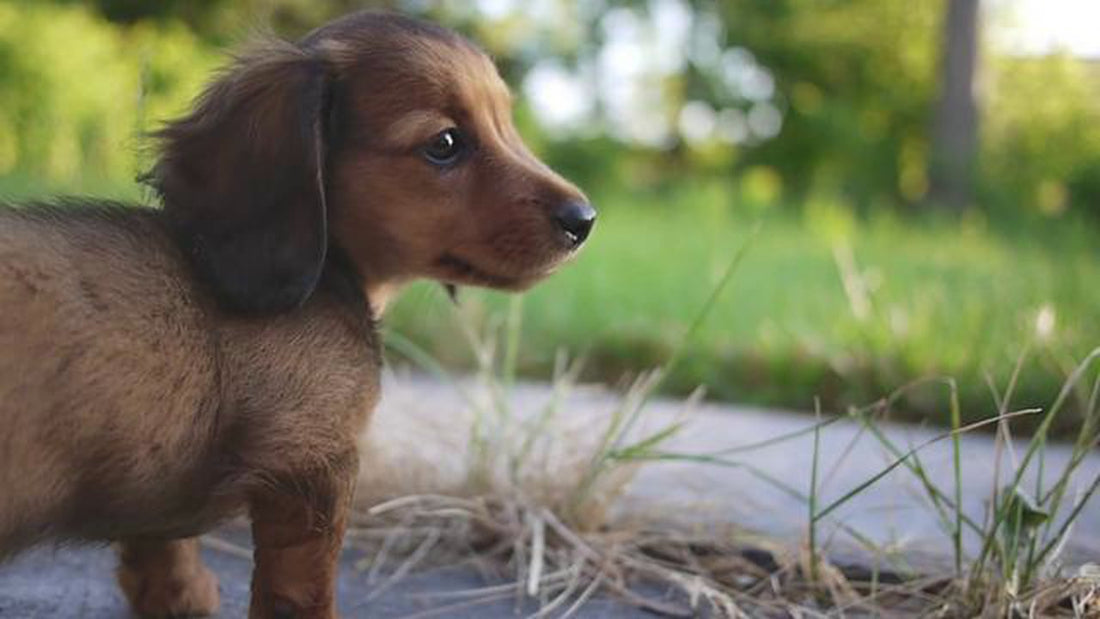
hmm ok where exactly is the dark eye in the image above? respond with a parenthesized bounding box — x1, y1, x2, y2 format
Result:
(423, 128, 466, 166)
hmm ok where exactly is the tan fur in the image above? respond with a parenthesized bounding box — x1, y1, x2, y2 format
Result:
(0, 12, 590, 619)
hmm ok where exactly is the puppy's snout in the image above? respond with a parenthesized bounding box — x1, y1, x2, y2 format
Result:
(552, 201, 596, 247)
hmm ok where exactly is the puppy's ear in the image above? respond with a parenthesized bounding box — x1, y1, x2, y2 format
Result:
(151, 41, 331, 314)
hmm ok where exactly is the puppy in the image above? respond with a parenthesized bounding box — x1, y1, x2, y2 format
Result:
(0, 12, 594, 618)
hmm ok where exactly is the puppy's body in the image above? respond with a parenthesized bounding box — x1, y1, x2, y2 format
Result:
(0, 204, 377, 555)
(0, 11, 593, 618)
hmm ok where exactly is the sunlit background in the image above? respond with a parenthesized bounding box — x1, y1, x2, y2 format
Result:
(1, 0, 1097, 432)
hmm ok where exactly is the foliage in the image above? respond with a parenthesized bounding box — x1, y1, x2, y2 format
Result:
(983, 54, 1100, 219)
(702, 0, 942, 208)
(0, 1, 218, 186)
(4, 0, 1100, 220)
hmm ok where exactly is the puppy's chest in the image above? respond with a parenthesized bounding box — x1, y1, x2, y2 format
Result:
(220, 315, 381, 450)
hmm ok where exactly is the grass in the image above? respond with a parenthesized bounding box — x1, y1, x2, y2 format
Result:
(356, 231, 1100, 616)
(384, 183, 1100, 431)
(349, 279, 1100, 617)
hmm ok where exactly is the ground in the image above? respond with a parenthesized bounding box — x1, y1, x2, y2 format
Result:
(0, 524, 660, 617)
(2, 372, 1099, 616)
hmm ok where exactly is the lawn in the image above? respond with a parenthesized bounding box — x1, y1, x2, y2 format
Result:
(385, 184, 1100, 430)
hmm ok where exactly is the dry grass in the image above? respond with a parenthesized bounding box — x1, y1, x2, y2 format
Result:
(345, 341, 1100, 616)
(344, 238, 1100, 617)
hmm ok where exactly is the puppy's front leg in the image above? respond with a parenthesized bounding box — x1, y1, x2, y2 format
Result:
(248, 454, 356, 619)
(117, 537, 220, 617)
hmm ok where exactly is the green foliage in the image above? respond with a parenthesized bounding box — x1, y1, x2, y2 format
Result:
(983, 54, 1100, 219)
(5, 0, 1100, 222)
(0, 1, 218, 187)
(699, 0, 942, 207)
(54, 0, 398, 41)
(57, 0, 229, 28)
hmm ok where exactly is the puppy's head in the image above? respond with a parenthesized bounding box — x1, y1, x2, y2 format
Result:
(151, 12, 594, 314)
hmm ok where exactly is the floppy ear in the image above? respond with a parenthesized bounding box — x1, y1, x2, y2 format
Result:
(152, 41, 331, 314)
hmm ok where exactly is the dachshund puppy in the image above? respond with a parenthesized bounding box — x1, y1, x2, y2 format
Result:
(0, 12, 594, 618)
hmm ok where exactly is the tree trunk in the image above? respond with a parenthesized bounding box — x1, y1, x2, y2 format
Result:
(928, 0, 980, 210)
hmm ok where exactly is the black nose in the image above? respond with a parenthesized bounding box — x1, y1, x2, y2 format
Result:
(553, 201, 597, 247)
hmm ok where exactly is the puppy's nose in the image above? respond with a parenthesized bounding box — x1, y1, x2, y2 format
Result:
(553, 201, 596, 247)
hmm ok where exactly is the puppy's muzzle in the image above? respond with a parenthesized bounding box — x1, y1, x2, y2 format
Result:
(553, 201, 597, 248)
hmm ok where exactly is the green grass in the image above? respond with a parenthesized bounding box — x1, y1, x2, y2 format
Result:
(386, 185, 1100, 430)
(0, 173, 144, 203)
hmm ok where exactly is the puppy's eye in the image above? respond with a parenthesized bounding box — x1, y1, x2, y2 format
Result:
(423, 128, 466, 166)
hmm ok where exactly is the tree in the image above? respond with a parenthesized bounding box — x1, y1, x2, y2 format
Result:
(706, 0, 941, 209)
(928, 0, 981, 211)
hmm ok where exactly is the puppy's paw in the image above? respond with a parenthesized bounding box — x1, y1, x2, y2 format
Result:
(118, 562, 220, 618)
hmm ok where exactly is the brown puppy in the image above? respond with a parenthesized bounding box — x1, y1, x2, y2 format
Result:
(0, 12, 593, 619)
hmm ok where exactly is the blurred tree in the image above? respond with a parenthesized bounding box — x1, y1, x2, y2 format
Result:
(928, 0, 980, 211)
(8, 0, 1100, 219)
(982, 53, 1100, 219)
(0, 2, 219, 184)
(55, 0, 232, 38)
(61, 0, 402, 41)
(703, 0, 941, 209)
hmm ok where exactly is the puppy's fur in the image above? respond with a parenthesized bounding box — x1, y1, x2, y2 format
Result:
(0, 12, 590, 618)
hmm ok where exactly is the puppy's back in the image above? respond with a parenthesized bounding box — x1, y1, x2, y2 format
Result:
(0, 203, 220, 552)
